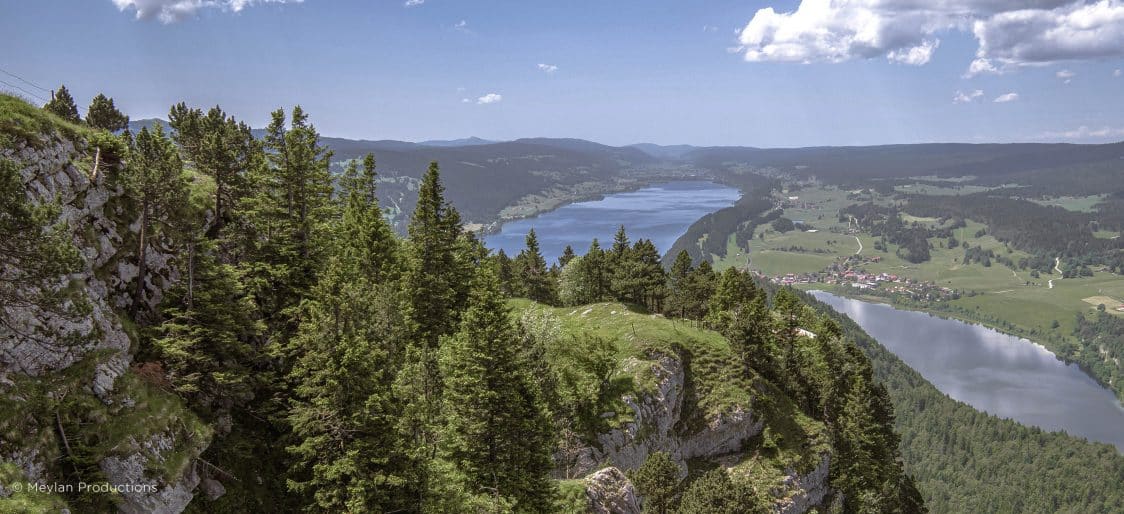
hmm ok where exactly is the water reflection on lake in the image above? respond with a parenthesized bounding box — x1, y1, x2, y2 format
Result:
(483, 181, 740, 264)
(811, 290, 1124, 452)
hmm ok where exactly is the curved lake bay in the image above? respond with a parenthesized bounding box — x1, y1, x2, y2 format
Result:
(812, 290, 1124, 452)
(484, 181, 740, 263)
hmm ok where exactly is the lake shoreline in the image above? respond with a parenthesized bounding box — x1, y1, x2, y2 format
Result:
(808, 284, 1123, 402)
(483, 180, 741, 263)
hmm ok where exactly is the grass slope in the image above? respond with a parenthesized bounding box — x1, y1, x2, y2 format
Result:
(509, 300, 831, 482)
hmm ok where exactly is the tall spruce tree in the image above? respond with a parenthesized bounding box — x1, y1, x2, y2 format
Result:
(152, 244, 262, 417)
(236, 106, 334, 338)
(85, 93, 128, 131)
(44, 85, 80, 122)
(124, 126, 188, 315)
(665, 250, 694, 318)
(285, 159, 414, 511)
(516, 229, 556, 304)
(559, 244, 576, 268)
(583, 238, 608, 301)
(438, 267, 557, 511)
(396, 161, 467, 502)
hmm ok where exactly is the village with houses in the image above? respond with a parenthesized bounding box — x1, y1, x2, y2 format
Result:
(765, 254, 963, 302)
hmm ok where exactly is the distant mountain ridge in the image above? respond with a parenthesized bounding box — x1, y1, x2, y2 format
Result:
(127, 118, 1124, 228)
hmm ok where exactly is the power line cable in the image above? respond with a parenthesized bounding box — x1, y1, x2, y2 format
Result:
(0, 66, 51, 93)
(0, 78, 49, 103)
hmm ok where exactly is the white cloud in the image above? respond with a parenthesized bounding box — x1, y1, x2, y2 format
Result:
(1040, 125, 1124, 139)
(454, 19, 468, 30)
(736, 0, 1124, 74)
(111, 0, 301, 23)
(1055, 69, 1076, 78)
(888, 39, 941, 65)
(1116, 68, 1123, 76)
(953, 89, 985, 103)
(537, 63, 559, 73)
(476, 93, 502, 105)
(993, 92, 1019, 102)
(404, 0, 423, 6)
(971, 1, 1124, 74)
(702, 25, 719, 32)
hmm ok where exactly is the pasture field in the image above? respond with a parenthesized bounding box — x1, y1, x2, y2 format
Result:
(714, 184, 1124, 338)
(1029, 194, 1107, 213)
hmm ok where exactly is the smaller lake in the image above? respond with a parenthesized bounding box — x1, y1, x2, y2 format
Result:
(483, 181, 740, 264)
(811, 291, 1124, 452)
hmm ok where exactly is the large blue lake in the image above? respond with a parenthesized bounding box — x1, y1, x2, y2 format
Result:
(812, 291, 1124, 452)
(483, 181, 740, 263)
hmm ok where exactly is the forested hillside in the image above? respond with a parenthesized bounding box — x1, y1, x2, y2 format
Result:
(5, 89, 1124, 513)
(2, 92, 923, 513)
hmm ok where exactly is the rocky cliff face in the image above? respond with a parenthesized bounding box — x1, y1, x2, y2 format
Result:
(775, 454, 832, 514)
(563, 355, 765, 478)
(573, 353, 831, 514)
(1, 132, 207, 514)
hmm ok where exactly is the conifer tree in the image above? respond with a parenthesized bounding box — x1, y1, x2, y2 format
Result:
(152, 244, 262, 417)
(0, 158, 82, 325)
(676, 469, 769, 514)
(236, 106, 333, 336)
(438, 267, 557, 511)
(666, 250, 694, 318)
(44, 85, 80, 122)
(673, 260, 716, 320)
(631, 452, 680, 514)
(85, 93, 129, 131)
(285, 154, 414, 511)
(583, 238, 608, 301)
(516, 229, 556, 304)
(124, 126, 188, 315)
(559, 244, 576, 268)
(333, 154, 398, 282)
(396, 162, 467, 501)
(169, 104, 256, 233)
(494, 249, 515, 297)
(707, 267, 759, 322)
(287, 273, 414, 513)
(403, 161, 464, 347)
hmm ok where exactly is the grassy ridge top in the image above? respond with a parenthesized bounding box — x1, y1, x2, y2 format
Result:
(509, 300, 831, 475)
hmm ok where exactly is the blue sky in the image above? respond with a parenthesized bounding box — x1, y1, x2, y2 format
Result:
(2, 0, 1123, 147)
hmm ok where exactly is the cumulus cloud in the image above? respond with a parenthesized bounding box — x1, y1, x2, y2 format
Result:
(736, 0, 1124, 74)
(476, 93, 502, 105)
(454, 19, 468, 30)
(404, 0, 423, 6)
(993, 92, 1019, 102)
(953, 89, 985, 103)
(1116, 68, 1123, 76)
(537, 63, 559, 73)
(111, 0, 301, 23)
